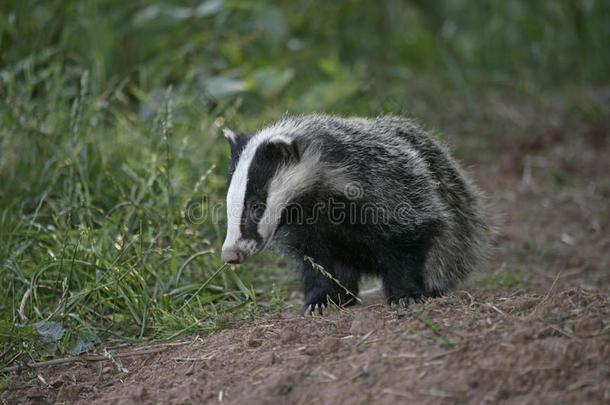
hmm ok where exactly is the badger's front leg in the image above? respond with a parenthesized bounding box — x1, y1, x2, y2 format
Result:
(299, 256, 358, 316)
(300, 256, 336, 315)
(380, 250, 429, 307)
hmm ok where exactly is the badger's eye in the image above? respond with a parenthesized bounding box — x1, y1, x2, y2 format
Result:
(250, 202, 266, 221)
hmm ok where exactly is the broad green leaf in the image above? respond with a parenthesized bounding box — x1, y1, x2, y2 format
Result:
(34, 321, 65, 343)
(66, 331, 101, 355)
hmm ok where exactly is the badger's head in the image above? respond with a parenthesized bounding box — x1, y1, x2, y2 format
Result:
(221, 127, 303, 264)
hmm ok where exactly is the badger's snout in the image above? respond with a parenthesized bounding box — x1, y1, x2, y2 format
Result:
(221, 247, 245, 264)
(221, 237, 267, 264)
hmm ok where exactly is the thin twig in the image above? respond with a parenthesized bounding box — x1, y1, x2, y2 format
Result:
(356, 329, 376, 346)
(485, 303, 507, 316)
(1, 347, 168, 373)
(174, 350, 218, 362)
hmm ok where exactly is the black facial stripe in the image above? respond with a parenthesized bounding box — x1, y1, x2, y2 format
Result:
(240, 141, 288, 242)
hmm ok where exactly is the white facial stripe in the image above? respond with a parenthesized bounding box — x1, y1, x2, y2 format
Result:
(223, 119, 303, 255)
(223, 137, 257, 253)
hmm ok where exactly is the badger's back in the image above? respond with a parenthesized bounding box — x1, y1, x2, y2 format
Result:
(378, 117, 490, 293)
(270, 115, 491, 293)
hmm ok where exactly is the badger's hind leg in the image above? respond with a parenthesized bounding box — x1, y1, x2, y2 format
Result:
(300, 254, 360, 315)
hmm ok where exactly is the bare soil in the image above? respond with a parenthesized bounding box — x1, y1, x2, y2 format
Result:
(2, 98, 609, 404)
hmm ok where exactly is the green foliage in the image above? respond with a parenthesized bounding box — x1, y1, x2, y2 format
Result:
(0, 0, 607, 368)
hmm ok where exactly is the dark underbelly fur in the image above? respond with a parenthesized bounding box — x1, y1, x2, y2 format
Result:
(274, 217, 441, 315)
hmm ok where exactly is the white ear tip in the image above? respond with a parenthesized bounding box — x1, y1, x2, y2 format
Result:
(223, 128, 237, 141)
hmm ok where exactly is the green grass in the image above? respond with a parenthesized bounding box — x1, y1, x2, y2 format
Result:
(1, 0, 608, 370)
(0, 62, 291, 367)
(473, 266, 530, 293)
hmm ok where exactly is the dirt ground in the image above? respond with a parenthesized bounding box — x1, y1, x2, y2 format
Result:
(2, 99, 609, 404)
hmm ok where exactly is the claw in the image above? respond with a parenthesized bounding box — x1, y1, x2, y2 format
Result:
(302, 302, 329, 316)
(393, 297, 421, 308)
(302, 302, 331, 316)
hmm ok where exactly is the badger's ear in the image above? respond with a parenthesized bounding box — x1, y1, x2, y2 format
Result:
(223, 128, 239, 144)
(223, 128, 249, 152)
(269, 137, 300, 162)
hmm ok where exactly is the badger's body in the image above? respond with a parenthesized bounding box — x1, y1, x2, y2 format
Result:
(222, 115, 490, 314)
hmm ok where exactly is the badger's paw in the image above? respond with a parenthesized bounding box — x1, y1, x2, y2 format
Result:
(302, 302, 327, 316)
(388, 296, 424, 309)
(302, 288, 333, 316)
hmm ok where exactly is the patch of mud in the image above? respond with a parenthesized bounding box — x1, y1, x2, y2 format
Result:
(2, 289, 609, 404)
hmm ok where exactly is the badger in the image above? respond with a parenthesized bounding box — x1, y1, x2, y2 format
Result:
(221, 115, 490, 315)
